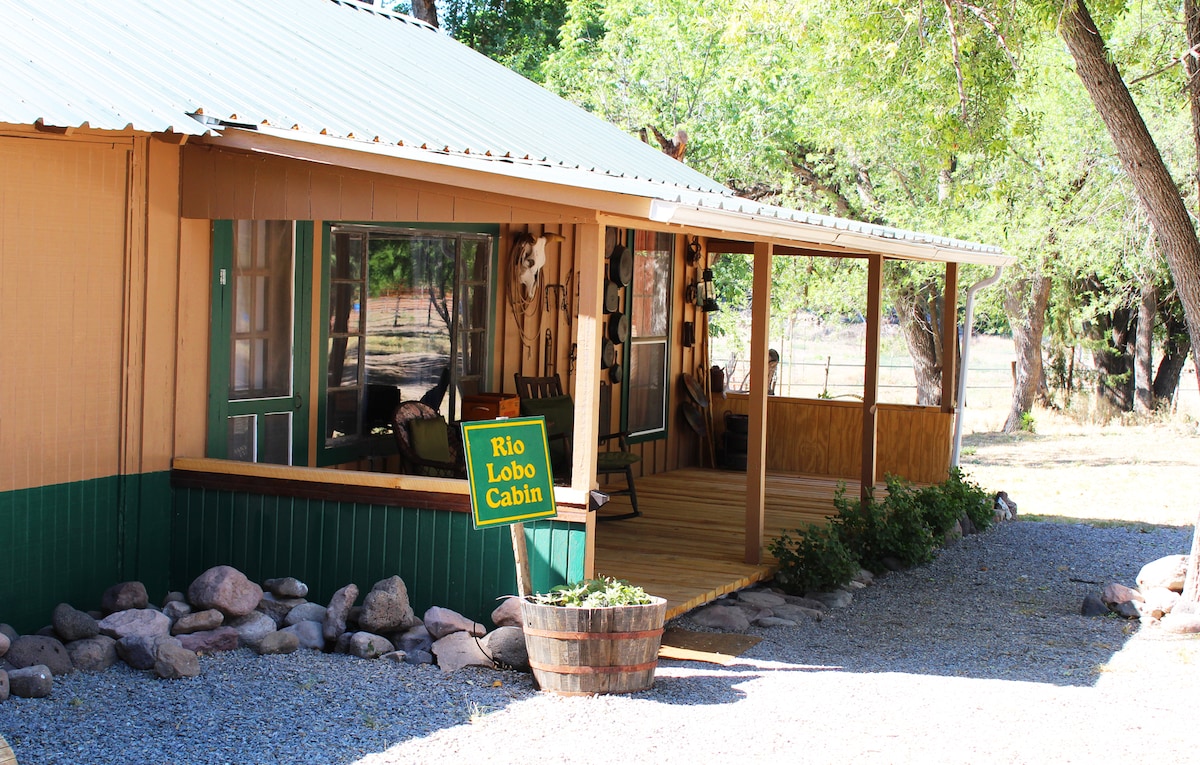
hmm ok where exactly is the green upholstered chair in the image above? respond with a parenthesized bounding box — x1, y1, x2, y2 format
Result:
(513, 374, 641, 521)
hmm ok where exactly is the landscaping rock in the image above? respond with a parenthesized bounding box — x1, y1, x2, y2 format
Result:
(0, 668, 7, 701)
(754, 616, 798, 628)
(101, 581, 149, 613)
(1141, 587, 1181, 619)
(230, 612, 277, 651)
(807, 590, 853, 609)
(943, 519, 964, 546)
(431, 631, 492, 671)
(491, 596, 523, 628)
(281, 620, 325, 651)
(257, 593, 305, 626)
(117, 634, 179, 671)
(771, 603, 823, 622)
(162, 600, 192, 623)
(1137, 555, 1188, 593)
(482, 626, 527, 671)
(348, 631, 394, 660)
(162, 591, 187, 606)
(1102, 583, 1143, 608)
(959, 514, 978, 535)
(1081, 593, 1109, 617)
(171, 609, 224, 636)
(98, 609, 170, 641)
(52, 603, 99, 642)
(737, 590, 786, 608)
(67, 635, 118, 672)
(8, 665, 52, 698)
(781, 594, 827, 611)
(381, 650, 408, 663)
(689, 603, 751, 631)
(188, 565, 263, 618)
(0, 624, 18, 643)
(0, 631, 10, 658)
(256, 630, 300, 656)
(285, 602, 327, 627)
(423, 606, 485, 640)
(1112, 601, 1140, 620)
(1161, 612, 1200, 634)
(396, 624, 433, 657)
(7, 635, 72, 676)
(359, 576, 418, 634)
(323, 584, 359, 642)
(853, 568, 875, 586)
(264, 577, 309, 599)
(407, 649, 435, 665)
(154, 642, 200, 679)
(177, 626, 240, 655)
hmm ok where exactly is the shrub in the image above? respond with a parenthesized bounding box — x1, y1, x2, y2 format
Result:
(941, 467, 994, 532)
(830, 483, 892, 573)
(530, 576, 652, 607)
(768, 523, 859, 595)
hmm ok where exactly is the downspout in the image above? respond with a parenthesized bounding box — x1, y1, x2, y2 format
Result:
(951, 266, 1004, 467)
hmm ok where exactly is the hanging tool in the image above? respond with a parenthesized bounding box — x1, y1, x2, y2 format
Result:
(543, 328, 555, 377)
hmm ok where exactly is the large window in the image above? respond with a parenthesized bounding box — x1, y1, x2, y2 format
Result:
(627, 230, 673, 437)
(325, 226, 493, 448)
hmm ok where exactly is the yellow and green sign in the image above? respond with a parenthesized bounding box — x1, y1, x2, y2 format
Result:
(460, 416, 558, 528)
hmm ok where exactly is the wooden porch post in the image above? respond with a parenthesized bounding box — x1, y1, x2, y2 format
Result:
(745, 240, 773, 564)
(861, 253, 883, 505)
(574, 223, 604, 580)
(941, 262, 959, 414)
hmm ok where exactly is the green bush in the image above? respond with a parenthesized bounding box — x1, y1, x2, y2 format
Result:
(830, 484, 892, 573)
(768, 523, 859, 594)
(942, 467, 994, 532)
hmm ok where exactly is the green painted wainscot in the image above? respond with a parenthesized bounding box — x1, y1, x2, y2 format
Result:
(170, 470, 586, 627)
(0, 472, 173, 633)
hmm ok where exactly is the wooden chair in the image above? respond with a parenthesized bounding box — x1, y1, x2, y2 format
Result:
(513, 374, 641, 521)
(391, 401, 466, 479)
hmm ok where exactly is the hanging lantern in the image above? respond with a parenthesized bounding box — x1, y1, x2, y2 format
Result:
(698, 268, 720, 313)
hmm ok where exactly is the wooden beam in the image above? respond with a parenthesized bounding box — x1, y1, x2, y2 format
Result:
(572, 223, 604, 497)
(861, 253, 883, 505)
(745, 240, 773, 564)
(941, 262, 959, 414)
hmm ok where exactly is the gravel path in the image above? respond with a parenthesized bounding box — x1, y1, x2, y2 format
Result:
(2, 520, 1197, 764)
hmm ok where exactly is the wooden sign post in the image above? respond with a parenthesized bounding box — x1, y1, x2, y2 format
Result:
(461, 416, 558, 598)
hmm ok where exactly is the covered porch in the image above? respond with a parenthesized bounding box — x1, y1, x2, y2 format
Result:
(593, 467, 874, 619)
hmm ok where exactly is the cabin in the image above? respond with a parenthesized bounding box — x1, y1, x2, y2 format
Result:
(0, 0, 1010, 632)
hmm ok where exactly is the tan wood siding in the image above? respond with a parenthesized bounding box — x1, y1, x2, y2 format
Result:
(714, 395, 951, 484)
(0, 135, 131, 491)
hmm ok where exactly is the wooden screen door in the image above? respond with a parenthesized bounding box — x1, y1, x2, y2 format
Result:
(209, 220, 311, 465)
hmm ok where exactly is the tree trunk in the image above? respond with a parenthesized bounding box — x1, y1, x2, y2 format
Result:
(1059, 0, 1200, 604)
(1082, 297, 1135, 411)
(1002, 274, 1051, 433)
(894, 281, 944, 406)
(410, 0, 439, 27)
(1153, 298, 1192, 403)
(1135, 280, 1156, 413)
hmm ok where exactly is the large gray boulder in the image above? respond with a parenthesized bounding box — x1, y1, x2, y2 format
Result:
(53, 603, 99, 642)
(431, 631, 493, 672)
(1137, 555, 1189, 593)
(188, 565, 263, 618)
(98, 609, 170, 641)
(177, 626, 240, 655)
(8, 665, 52, 698)
(229, 611, 277, 650)
(482, 626, 528, 671)
(256, 631, 300, 656)
(806, 589, 854, 609)
(67, 635, 119, 672)
(359, 576, 418, 634)
(264, 577, 309, 599)
(117, 635, 180, 671)
(101, 581, 149, 613)
(154, 642, 200, 679)
(423, 606, 485, 640)
(7, 635, 72, 676)
(281, 620, 325, 650)
(736, 590, 786, 608)
(0, 668, 7, 701)
(771, 603, 823, 622)
(396, 624, 433, 660)
(323, 584, 359, 642)
(689, 603, 751, 631)
(162, 601, 192, 623)
(348, 631, 394, 660)
(256, 593, 305, 626)
(285, 603, 327, 627)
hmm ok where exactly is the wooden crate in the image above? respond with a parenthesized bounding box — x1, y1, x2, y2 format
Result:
(461, 393, 520, 421)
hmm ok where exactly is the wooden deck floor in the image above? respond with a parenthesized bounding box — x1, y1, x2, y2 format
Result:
(593, 468, 868, 619)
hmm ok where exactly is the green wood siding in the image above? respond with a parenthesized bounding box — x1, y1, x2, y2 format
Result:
(0, 472, 172, 633)
(171, 487, 586, 625)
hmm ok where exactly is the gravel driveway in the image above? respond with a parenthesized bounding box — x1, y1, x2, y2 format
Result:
(2, 520, 1197, 764)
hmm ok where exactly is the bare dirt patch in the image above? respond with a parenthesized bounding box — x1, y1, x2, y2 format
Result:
(960, 409, 1200, 528)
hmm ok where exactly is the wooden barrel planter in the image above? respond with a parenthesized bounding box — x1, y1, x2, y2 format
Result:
(520, 596, 667, 696)
(0, 734, 17, 765)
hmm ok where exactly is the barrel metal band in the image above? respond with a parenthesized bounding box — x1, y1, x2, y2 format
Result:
(523, 627, 664, 641)
(528, 659, 659, 675)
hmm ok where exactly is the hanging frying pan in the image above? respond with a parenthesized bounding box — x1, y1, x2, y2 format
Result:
(683, 400, 707, 436)
(682, 372, 708, 409)
(609, 244, 634, 286)
(601, 338, 616, 368)
(608, 362, 622, 383)
(604, 281, 621, 314)
(607, 312, 629, 343)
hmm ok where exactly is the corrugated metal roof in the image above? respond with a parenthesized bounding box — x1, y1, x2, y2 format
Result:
(0, 0, 1008, 263)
